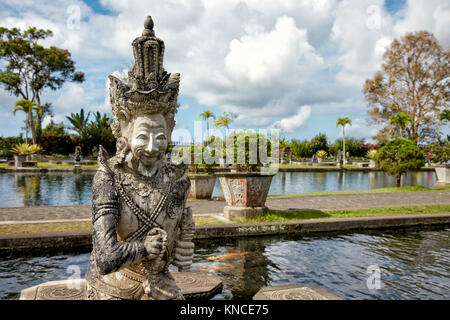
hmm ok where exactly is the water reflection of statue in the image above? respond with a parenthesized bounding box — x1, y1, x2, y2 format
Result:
(85, 16, 194, 300)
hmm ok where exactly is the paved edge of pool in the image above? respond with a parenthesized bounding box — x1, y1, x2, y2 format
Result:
(1, 213, 449, 253)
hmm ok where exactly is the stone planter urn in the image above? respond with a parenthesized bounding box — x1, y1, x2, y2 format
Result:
(435, 166, 450, 186)
(14, 155, 26, 167)
(369, 159, 376, 168)
(188, 174, 216, 199)
(216, 172, 275, 220)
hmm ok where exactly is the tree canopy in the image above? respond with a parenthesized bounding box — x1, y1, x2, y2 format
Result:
(0, 26, 85, 143)
(375, 138, 425, 186)
(364, 31, 449, 144)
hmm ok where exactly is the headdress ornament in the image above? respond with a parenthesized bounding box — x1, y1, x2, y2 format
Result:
(109, 16, 180, 138)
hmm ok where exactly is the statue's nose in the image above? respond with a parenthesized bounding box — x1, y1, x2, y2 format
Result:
(145, 135, 158, 153)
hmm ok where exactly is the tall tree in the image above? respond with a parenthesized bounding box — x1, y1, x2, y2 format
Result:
(200, 110, 215, 143)
(12, 99, 35, 142)
(0, 26, 85, 143)
(364, 31, 449, 144)
(35, 102, 54, 142)
(336, 117, 352, 163)
(214, 112, 237, 129)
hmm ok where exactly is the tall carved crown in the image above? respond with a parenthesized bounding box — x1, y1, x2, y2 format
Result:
(109, 16, 180, 138)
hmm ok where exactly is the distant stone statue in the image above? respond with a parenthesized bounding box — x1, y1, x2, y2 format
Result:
(311, 154, 317, 163)
(85, 16, 194, 300)
(337, 150, 343, 168)
(74, 146, 82, 167)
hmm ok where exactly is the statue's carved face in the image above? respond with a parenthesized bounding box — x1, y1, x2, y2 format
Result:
(129, 114, 168, 167)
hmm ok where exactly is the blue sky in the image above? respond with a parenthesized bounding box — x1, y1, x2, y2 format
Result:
(0, 0, 448, 144)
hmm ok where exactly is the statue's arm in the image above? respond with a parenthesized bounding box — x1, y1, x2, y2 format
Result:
(91, 169, 147, 275)
(172, 206, 195, 272)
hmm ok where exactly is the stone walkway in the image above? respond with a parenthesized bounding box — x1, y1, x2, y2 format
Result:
(0, 190, 449, 223)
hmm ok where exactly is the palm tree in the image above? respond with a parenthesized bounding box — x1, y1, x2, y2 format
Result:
(214, 115, 231, 129)
(336, 117, 352, 164)
(389, 112, 412, 139)
(440, 110, 450, 123)
(13, 99, 37, 143)
(214, 112, 237, 129)
(66, 108, 91, 137)
(200, 110, 215, 143)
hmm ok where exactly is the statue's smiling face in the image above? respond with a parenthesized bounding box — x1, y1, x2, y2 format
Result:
(130, 114, 168, 166)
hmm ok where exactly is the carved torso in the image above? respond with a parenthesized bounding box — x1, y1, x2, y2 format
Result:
(85, 156, 193, 300)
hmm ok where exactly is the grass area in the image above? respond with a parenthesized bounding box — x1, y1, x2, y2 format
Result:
(194, 216, 226, 225)
(37, 162, 98, 168)
(268, 185, 450, 199)
(276, 164, 361, 169)
(0, 216, 224, 235)
(232, 204, 450, 223)
(0, 221, 92, 235)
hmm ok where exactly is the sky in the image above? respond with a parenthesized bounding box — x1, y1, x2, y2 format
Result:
(0, 0, 449, 144)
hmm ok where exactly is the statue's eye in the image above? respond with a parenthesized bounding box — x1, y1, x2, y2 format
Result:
(156, 133, 166, 141)
(136, 134, 148, 140)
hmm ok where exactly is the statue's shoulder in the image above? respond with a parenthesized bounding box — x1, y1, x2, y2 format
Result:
(95, 154, 118, 181)
(161, 161, 189, 184)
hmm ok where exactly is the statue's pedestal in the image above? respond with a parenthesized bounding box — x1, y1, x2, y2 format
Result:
(20, 271, 222, 300)
(253, 285, 342, 300)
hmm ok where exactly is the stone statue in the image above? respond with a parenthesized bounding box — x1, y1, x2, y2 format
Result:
(85, 16, 194, 300)
(337, 150, 343, 168)
(74, 146, 82, 167)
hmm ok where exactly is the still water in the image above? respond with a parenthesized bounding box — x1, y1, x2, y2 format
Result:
(0, 171, 437, 207)
(0, 226, 448, 300)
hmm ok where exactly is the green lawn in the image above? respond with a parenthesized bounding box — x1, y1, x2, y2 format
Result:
(232, 204, 450, 223)
(276, 163, 362, 169)
(0, 216, 225, 235)
(268, 185, 450, 199)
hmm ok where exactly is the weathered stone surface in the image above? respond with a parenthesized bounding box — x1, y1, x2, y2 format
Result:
(223, 206, 268, 220)
(253, 285, 341, 300)
(435, 167, 450, 186)
(20, 272, 222, 300)
(83, 15, 195, 300)
(217, 173, 274, 219)
(188, 175, 216, 199)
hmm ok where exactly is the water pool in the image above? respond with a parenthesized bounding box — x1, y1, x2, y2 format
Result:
(1, 225, 448, 300)
(0, 170, 437, 207)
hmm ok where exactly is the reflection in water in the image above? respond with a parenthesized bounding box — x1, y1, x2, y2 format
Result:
(0, 226, 448, 300)
(0, 170, 439, 207)
(1, 173, 94, 207)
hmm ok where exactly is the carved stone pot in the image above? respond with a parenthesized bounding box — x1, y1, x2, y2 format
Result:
(216, 172, 275, 220)
(14, 155, 26, 167)
(188, 174, 216, 199)
(435, 166, 450, 186)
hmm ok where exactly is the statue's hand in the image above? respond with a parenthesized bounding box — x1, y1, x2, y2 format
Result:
(143, 228, 167, 260)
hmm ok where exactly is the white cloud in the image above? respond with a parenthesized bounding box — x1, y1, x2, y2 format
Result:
(0, 0, 449, 140)
(339, 117, 380, 143)
(55, 83, 89, 112)
(271, 106, 311, 133)
(179, 104, 190, 111)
